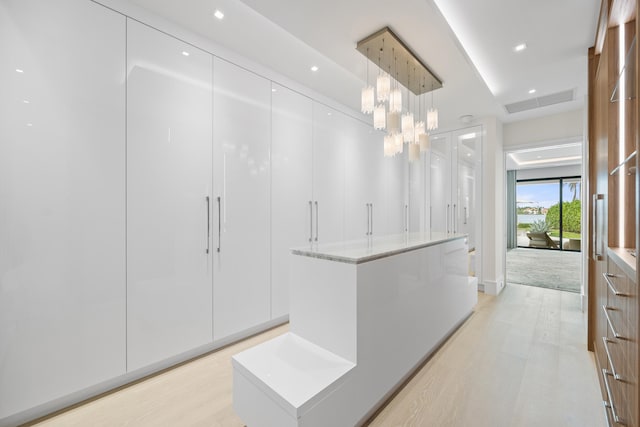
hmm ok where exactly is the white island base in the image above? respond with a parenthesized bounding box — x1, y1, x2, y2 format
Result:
(232, 233, 476, 426)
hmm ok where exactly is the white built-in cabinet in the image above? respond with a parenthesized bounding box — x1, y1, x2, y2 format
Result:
(270, 84, 313, 319)
(429, 126, 482, 275)
(213, 58, 271, 340)
(126, 20, 214, 370)
(0, 1, 417, 423)
(0, 0, 126, 419)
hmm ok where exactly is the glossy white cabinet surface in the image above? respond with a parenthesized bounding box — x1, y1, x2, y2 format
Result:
(430, 133, 452, 234)
(0, 0, 126, 419)
(344, 118, 385, 240)
(312, 103, 346, 244)
(213, 58, 271, 340)
(126, 20, 213, 371)
(270, 84, 313, 319)
(234, 236, 475, 426)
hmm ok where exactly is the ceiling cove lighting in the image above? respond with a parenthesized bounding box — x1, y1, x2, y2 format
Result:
(356, 27, 442, 161)
(213, 9, 224, 20)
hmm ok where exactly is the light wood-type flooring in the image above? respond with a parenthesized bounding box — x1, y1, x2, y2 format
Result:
(29, 284, 604, 427)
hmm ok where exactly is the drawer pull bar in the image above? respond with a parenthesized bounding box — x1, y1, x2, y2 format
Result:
(603, 273, 627, 297)
(602, 305, 625, 340)
(603, 401, 613, 427)
(602, 369, 626, 425)
(602, 337, 623, 381)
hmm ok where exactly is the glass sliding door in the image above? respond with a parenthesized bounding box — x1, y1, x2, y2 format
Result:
(515, 176, 582, 251)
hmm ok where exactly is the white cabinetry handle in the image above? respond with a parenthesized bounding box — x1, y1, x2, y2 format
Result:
(446, 204, 450, 234)
(206, 196, 210, 254)
(314, 201, 318, 242)
(464, 206, 467, 225)
(217, 196, 221, 253)
(366, 203, 370, 236)
(370, 203, 373, 236)
(453, 204, 457, 234)
(309, 201, 313, 242)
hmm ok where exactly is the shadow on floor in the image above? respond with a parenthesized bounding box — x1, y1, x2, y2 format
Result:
(506, 247, 581, 293)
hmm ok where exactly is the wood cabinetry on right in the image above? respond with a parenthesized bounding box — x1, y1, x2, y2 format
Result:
(588, 0, 639, 425)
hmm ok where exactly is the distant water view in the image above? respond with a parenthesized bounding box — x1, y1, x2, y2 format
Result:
(518, 214, 546, 224)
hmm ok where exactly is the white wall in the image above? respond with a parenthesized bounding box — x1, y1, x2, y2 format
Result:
(503, 109, 584, 149)
(516, 164, 582, 180)
(479, 116, 505, 295)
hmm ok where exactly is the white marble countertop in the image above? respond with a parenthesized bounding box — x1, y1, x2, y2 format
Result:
(291, 232, 467, 264)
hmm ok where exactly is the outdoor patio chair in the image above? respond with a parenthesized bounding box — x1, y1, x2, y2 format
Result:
(526, 231, 559, 249)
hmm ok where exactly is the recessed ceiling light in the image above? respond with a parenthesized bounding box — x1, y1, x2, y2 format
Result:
(16, 68, 24, 73)
(23, 100, 30, 104)
(514, 43, 527, 52)
(528, 89, 536, 94)
(271, 88, 277, 92)
(327, 112, 332, 116)
(214, 9, 224, 20)
(26, 123, 33, 127)
(182, 51, 190, 57)
(310, 65, 319, 72)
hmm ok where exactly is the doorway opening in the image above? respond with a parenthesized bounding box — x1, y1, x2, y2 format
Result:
(505, 144, 583, 293)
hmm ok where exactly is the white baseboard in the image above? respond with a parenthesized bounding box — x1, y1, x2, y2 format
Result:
(483, 276, 505, 296)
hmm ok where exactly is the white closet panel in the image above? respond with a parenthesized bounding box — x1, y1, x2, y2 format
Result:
(312, 103, 346, 244)
(127, 20, 213, 370)
(213, 58, 271, 340)
(344, 118, 386, 240)
(0, 0, 126, 418)
(270, 84, 313, 319)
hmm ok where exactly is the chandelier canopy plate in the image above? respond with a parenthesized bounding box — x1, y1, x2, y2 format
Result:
(356, 27, 442, 96)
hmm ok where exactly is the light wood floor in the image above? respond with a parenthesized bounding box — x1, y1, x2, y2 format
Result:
(29, 284, 604, 427)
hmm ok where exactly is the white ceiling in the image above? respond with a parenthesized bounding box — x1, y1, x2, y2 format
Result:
(506, 143, 583, 170)
(123, 0, 600, 130)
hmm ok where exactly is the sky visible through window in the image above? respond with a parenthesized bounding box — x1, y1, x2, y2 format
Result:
(517, 180, 581, 209)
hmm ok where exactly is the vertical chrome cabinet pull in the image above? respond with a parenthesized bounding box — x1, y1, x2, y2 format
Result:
(404, 204, 408, 232)
(453, 204, 457, 234)
(309, 201, 313, 242)
(216, 196, 221, 253)
(464, 206, 467, 225)
(446, 204, 450, 234)
(593, 194, 604, 260)
(314, 201, 318, 242)
(206, 196, 210, 254)
(370, 203, 373, 236)
(366, 203, 370, 236)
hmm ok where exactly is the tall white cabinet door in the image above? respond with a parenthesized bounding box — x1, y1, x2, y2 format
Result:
(127, 20, 213, 371)
(384, 151, 408, 234)
(312, 103, 346, 244)
(213, 58, 271, 340)
(271, 83, 312, 319)
(0, 0, 126, 418)
(344, 118, 385, 240)
(430, 133, 452, 234)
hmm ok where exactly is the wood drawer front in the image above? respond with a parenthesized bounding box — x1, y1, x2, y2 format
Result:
(604, 256, 638, 427)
